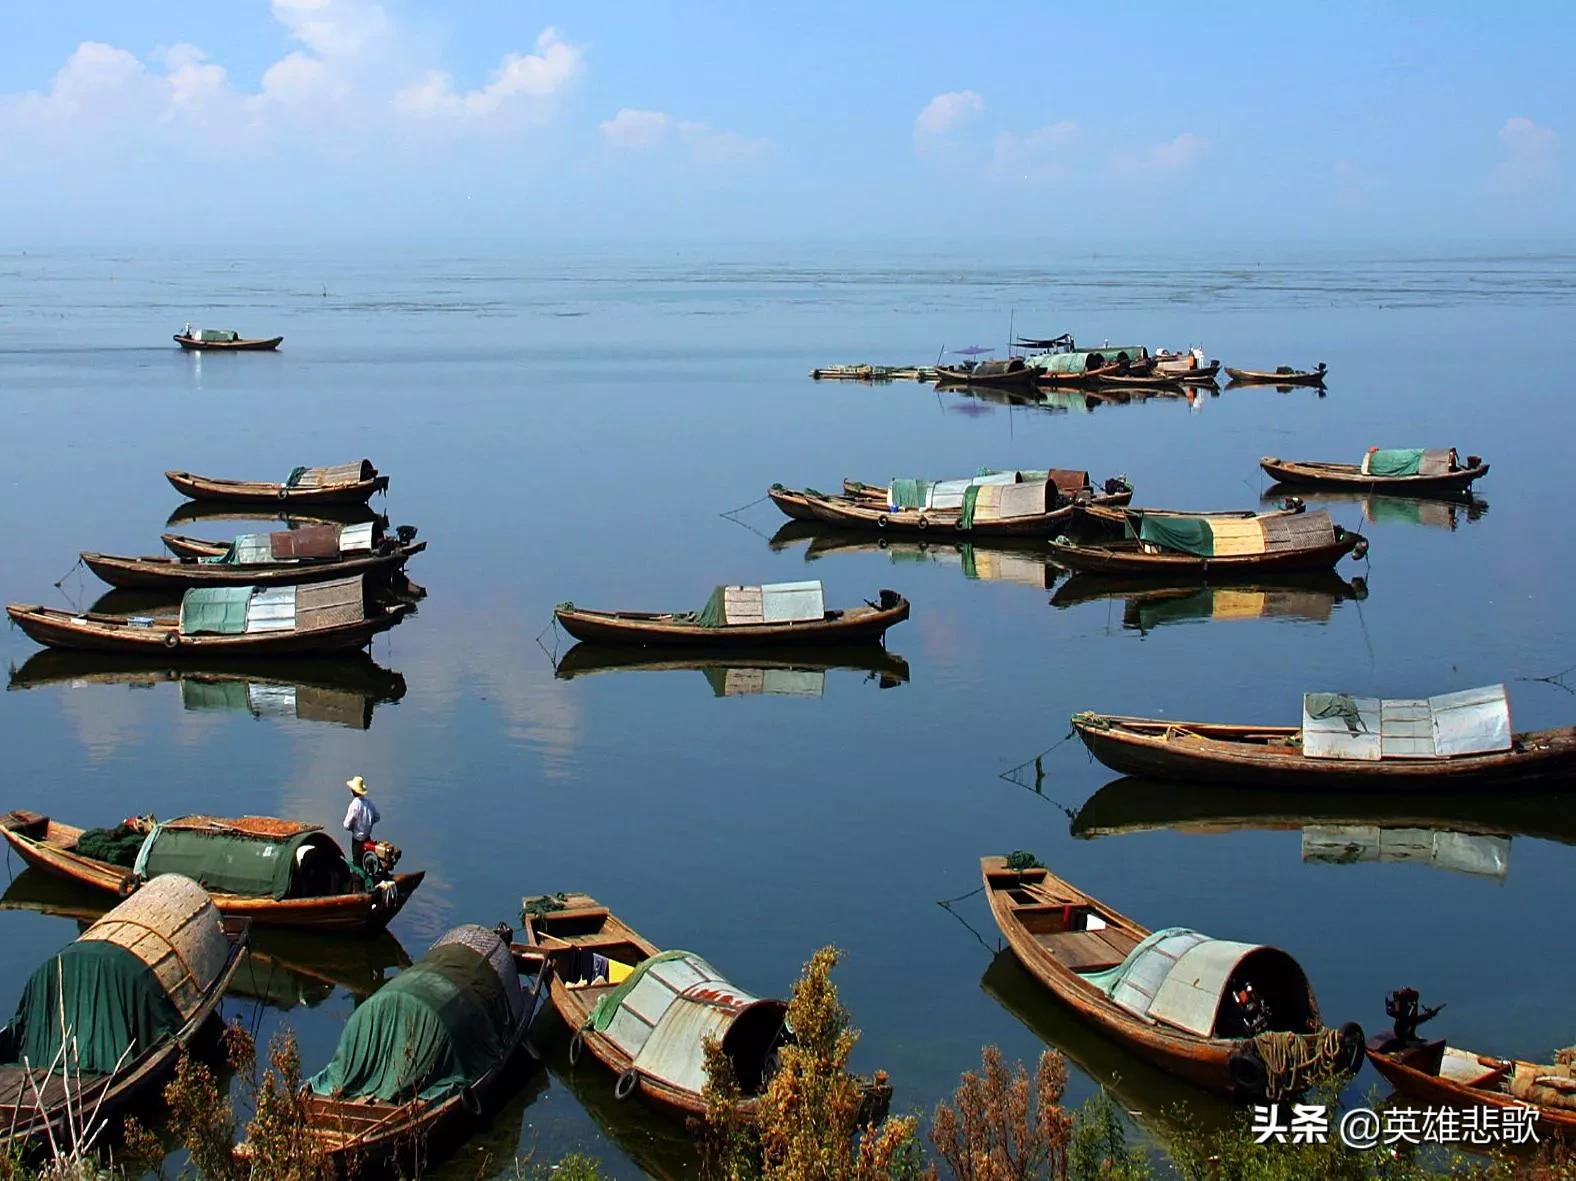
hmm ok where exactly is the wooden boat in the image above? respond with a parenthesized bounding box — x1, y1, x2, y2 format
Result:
(294, 926, 549, 1168)
(553, 584, 908, 647)
(166, 461, 388, 506)
(174, 333, 282, 351)
(521, 892, 889, 1123)
(933, 357, 1038, 389)
(1260, 453, 1489, 496)
(1049, 509, 1365, 577)
(554, 643, 910, 692)
(981, 856, 1361, 1100)
(1071, 686, 1576, 791)
(7, 650, 407, 731)
(1091, 372, 1185, 391)
(0, 875, 249, 1153)
(7, 578, 410, 656)
(0, 810, 424, 933)
(770, 473, 1133, 537)
(1070, 776, 1576, 850)
(1366, 991, 1576, 1135)
(81, 537, 423, 591)
(1225, 363, 1327, 387)
(1152, 352, 1221, 383)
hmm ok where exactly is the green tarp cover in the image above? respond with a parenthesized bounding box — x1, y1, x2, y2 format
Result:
(691, 587, 729, 628)
(1138, 514, 1214, 557)
(285, 466, 308, 488)
(134, 824, 323, 900)
(1305, 692, 1362, 731)
(1365, 448, 1424, 477)
(889, 479, 928, 509)
(74, 824, 146, 868)
(198, 329, 239, 343)
(589, 950, 696, 1032)
(3, 941, 181, 1075)
(959, 484, 982, 530)
(308, 944, 512, 1102)
(1077, 927, 1198, 993)
(180, 587, 251, 636)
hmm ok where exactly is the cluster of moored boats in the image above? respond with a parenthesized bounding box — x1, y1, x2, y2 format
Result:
(812, 333, 1330, 395)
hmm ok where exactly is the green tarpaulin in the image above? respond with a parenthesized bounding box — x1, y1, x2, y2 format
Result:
(308, 944, 513, 1102)
(1138, 514, 1214, 557)
(180, 587, 251, 636)
(198, 329, 239, 343)
(691, 587, 729, 628)
(959, 484, 982, 530)
(2, 941, 181, 1075)
(888, 479, 928, 509)
(1364, 449, 1424, 476)
(74, 824, 146, 868)
(589, 949, 694, 1032)
(134, 823, 328, 900)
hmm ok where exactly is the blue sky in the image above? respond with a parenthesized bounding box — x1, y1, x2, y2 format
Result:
(1, 1, 1569, 245)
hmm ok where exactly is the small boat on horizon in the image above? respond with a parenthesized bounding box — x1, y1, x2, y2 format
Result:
(1260, 448, 1488, 496)
(167, 460, 388, 506)
(1225, 363, 1327, 387)
(173, 326, 282, 351)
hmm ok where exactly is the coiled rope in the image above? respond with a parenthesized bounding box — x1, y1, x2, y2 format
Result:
(1252, 1028, 1349, 1101)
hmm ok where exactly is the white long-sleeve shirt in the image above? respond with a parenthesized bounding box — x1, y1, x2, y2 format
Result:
(343, 796, 380, 841)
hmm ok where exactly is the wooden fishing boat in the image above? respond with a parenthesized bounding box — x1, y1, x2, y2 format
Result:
(1260, 453, 1489, 495)
(166, 461, 388, 506)
(1091, 372, 1185, 391)
(1366, 990, 1576, 1135)
(933, 357, 1038, 388)
(0, 810, 424, 933)
(81, 537, 423, 591)
(1225, 363, 1326, 387)
(1049, 508, 1364, 576)
(1152, 351, 1221, 383)
(770, 473, 1133, 537)
(7, 650, 407, 731)
(1070, 776, 1576, 849)
(0, 875, 249, 1153)
(7, 577, 410, 656)
(553, 583, 908, 647)
(554, 643, 910, 691)
(521, 892, 890, 1123)
(981, 856, 1361, 1100)
(174, 333, 282, 351)
(294, 925, 549, 1168)
(1071, 684, 1576, 791)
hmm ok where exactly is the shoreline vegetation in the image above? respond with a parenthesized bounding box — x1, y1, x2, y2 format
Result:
(5, 948, 1573, 1181)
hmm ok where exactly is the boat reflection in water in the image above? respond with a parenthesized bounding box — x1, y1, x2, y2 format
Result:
(769, 522, 1053, 590)
(1049, 571, 1367, 632)
(980, 951, 1236, 1146)
(8, 649, 407, 730)
(0, 868, 411, 1008)
(935, 383, 1214, 417)
(1068, 777, 1576, 881)
(554, 642, 909, 695)
(165, 500, 390, 531)
(1260, 486, 1487, 530)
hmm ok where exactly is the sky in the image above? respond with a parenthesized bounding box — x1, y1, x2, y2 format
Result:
(0, 0, 1570, 246)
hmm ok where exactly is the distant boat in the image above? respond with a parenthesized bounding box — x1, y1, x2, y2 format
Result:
(173, 329, 282, 351)
(166, 460, 388, 506)
(1259, 450, 1488, 496)
(1225, 363, 1326, 387)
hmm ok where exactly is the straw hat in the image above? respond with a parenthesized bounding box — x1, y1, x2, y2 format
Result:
(346, 775, 369, 796)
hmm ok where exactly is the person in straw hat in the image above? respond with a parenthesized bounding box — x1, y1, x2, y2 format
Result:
(343, 775, 381, 866)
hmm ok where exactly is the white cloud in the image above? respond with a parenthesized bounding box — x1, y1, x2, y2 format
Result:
(1111, 131, 1211, 176)
(395, 28, 583, 120)
(915, 90, 984, 142)
(600, 108, 774, 163)
(992, 120, 1080, 175)
(271, 0, 391, 58)
(1492, 116, 1558, 196)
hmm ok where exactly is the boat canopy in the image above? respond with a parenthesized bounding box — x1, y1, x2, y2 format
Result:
(1, 875, 228, 1074)
(205, 522, 377, 566)
(309, 925, 521, 1102)
(179, 577, 365, 636)
(1359, 448, 1455, 477)
(587, 951, 789, 1096)
(1028, 346, 1146, 375)
(692, 581, 825, 628)
(131, 816, 345, 900)
(1134, 509, 1336, 558)
(1080, 927, 1317, 1038)
(889, 469, 1057, 511)
(286, 460, 375, 489)
(1301, 684, 1512, 761)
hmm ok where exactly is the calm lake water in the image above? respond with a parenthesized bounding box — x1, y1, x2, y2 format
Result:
(2, 243, 1574, 1176)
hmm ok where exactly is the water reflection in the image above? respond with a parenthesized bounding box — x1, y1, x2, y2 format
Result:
(1069, 777, 1576, 880)
(1259, 486, 1488, 529)
(1048, 571, 1368, 631)
(9, 650, 408, 730)
(165, 501, 390, 530)
(980, 951, 1235, 1147)
(554, 643, 910, 694)
(936, 384, 1214, 416)
(0, 868, 411, 1007)
(769, 522, 1053, 589)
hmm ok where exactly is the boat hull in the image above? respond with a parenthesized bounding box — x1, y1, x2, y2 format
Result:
(1071, 716, 1576, 791)
(1225, 367, 1326, 386)
(768, 485, 1133, 537)
(174, 335, 283, 351)
(553, 594, 909, 647)
(5, 602, 409, 656)
(1049, 533, 1362, 577)
(82, 543, 423, 591)
(1259, 457, 1489, 495)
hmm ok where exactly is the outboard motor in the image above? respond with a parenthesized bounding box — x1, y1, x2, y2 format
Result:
(361, 839, 402, 881)
(1229, 980, 1271, 1037)
(1385, 987, 1444, 1045)
(395, 524, 419, 545)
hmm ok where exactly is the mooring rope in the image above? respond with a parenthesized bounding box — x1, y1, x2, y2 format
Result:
(1253, 1028, 1349, 1102)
